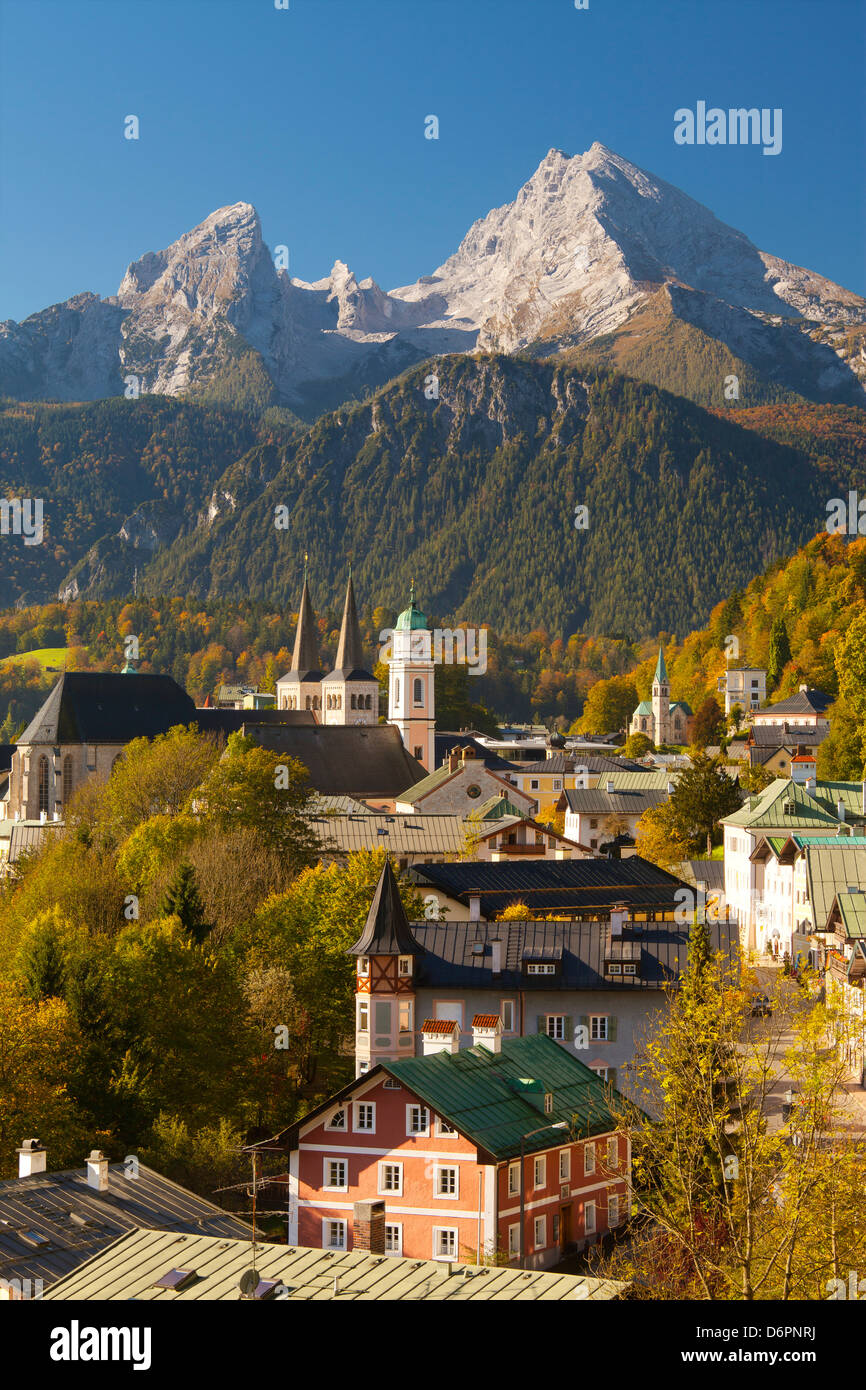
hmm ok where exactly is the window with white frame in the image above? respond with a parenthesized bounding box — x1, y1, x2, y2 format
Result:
(533, 1215, 547, 1250)
(435, 1165, 459, 1197)
(584, 1142, 596, 1176)
(592, 1066, 608, 1081)
(544, 1091, 554, 1114)
(384, 1223, 403, 1255)
(622, 963, 637, 976)
(383, 1078, 402, 1090)
(326, 1108, 346, 1130)
(322, 1219, 346, 1250)
(507, 1161, 520, 1196)
(407, 1105, 429, 1136)
(528, 963, 556, 975)
(546, 1015, 566, 1040)
(559, 1149, 571, 1182)
(609, 1194, 620, 1227)
(357, 1000, 369, 1033)
(398, 955, 413, 976)
(324, 1158, 348, 1190)
(507, 1224, 520, 1256)
(501, 1000, 516, 1032)
(533, 1155, 546, 1189)
(379, 1162, 403, 1195)
(398, 999, 413, 1033)
(584, 1200, 596, 1235)
(433, 1228, 457, 1259)
(358, 957, 369, 977)
(590, 1016, 609, 1041)
(354, 1102, 375, 1132)
(552, 1213, 560, 1244)
(435, 1115, 458, 1137)
(358, 1061, 370, 1073)
(607, 1136, 618, 1168)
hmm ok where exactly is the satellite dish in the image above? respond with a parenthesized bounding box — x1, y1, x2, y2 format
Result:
(239, 1268, 259, 1297)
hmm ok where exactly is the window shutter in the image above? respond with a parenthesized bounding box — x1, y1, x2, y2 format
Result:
(608, 1068, 617, 1090)
(564, 1016, 573, 1038)
(608, 1016, 618, 1041)
(578, 1014, 589, 1031)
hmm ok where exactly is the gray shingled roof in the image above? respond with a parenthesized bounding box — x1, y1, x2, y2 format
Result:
(410, 916, 736, 991)
(756, 689, 832, 717)
(0, 1161, 249, 1288)
(411, 857, 687, 916)
(562, 787, 668, 815)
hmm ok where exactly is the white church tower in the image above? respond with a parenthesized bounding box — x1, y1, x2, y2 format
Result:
(321, 572, 379, 725)
(651, 645, 670, 746)
(388, 584, 435, 771)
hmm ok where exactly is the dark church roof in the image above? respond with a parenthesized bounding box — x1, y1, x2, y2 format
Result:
(282, 576, 323, 683)
(194, 709, 316, 737)
(18, 673, 197, 746)
(242, 723, 426, 797)
(433, 734, 514, 771)
(325, 575, 375, 682)
(349, 860, 423, 956)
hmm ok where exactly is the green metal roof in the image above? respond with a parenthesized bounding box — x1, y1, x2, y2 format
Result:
(42, 1228, 626, 1301)
(807, 782, 866, 819)
(837, 891, 866, 940)
(805, 844, 866, 928)
(468, 794, 527, 821)
(386, 1033, 623, 1161)
(723, 778, 839, 831)
(395, 583, 428, 631)
(633, 701, 653, 716)
(606, 770, 675, 790)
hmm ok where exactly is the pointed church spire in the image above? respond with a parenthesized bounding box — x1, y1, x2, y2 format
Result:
(654, 645, 668, 685)
(331, 572, 368, 676)
(349, 859, 423, 956)
(291, 569, 322, 677)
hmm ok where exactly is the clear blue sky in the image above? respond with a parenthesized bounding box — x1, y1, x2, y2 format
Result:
(1, 0, 864, 322)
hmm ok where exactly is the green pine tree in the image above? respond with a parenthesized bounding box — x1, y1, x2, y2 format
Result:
(767, 615, 792, 691)
(160, 862, 212, 945)
(21, 918, 67, 1000)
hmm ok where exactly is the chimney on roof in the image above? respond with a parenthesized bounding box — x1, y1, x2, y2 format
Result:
(421, 1019, 461, 1056)
(490, 940, 502, 976)
(666, 780, 675, 796)
(86, 1149, 109, 1192)
(805, 777, 816, 792)
(469, 894, 481, 922)
(352, 1199, 386, 1255)
(39, 810, 46, 823)
(447, 751, 461, 772)
(610, 906, 627, 938)
(837, 797, 846, 823)
(472, 1014, 503, 1054)
(799, 684, 808, 693)
(606, 778, 615, 793)
(17, 1139, 47, 1178)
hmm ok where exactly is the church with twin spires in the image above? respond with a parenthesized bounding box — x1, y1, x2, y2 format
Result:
(275, 571, 436, 771)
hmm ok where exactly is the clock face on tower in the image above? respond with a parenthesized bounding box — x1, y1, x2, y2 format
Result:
(409, 632, 431, 660)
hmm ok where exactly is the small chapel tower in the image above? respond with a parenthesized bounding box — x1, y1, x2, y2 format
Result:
(651, 645, 670, 745)
(349, 860, 422, 1076)
(388, 584, 435, 772)
(276, 563, 324, 716)
(321, 572, 379, 725)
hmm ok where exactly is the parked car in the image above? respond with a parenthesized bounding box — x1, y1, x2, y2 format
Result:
(750, 994, 772, 1018)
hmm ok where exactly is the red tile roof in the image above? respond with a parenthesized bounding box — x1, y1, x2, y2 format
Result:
(472, 1014, 502, 1029)
(420, 1019, 460, 1035)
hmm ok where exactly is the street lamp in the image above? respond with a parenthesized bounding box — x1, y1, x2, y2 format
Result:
(519, 1120, 569, 1270)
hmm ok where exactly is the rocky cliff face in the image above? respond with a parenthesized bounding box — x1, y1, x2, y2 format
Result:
(2, 144, 864, 412)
